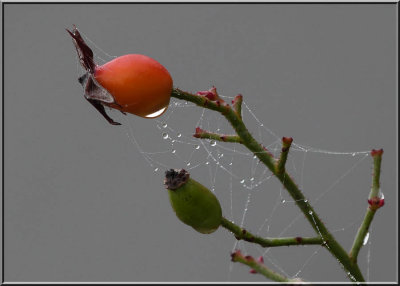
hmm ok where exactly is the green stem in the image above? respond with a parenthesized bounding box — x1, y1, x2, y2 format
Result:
(194, 128, 242, 143)
(221, 217, 323, 247)
(171, 88, 365, 282)
(231, 250, 299, 282)
(350, 149, 384, 263)
(276, 137, 293, 174)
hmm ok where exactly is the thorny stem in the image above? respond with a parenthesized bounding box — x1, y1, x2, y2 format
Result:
(231, 250, 299, 282)
(350, 149, 384, 263)
(276, 137, 293, 174)
(193, 127, 242, 143)
(171, 88, 365, 282)
(221, 217, 323, 247)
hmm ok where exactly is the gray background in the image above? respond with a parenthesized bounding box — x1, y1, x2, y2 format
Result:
(2, 3, 397, 282)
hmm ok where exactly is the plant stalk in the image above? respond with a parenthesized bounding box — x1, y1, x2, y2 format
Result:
(171, 88, 365, 282)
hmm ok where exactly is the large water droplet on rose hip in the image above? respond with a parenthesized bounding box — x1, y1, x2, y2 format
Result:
(145, 106, 168, 118)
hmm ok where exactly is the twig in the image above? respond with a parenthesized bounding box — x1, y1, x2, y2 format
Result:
(349, 149, 384, 263)
(231, 250, 301, 282)
(193, 127, 242, 143)
(221, 217, 323, 247)
(276, 137, 293, 174)
(171, 87, 365, 282)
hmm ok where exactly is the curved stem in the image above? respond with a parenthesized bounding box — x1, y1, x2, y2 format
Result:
(231, 250, 300, 282)
(221, 217, 323, 247)
(171, 88, 365, 282)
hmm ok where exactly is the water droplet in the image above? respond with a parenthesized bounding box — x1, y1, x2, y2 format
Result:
(308, 211, 313, 215)
(154, 168, 159, 172)
(281, 199, 286, 203)
(304, 199, 308, 203)
(211, 187, 215, 192)
(177, 133, 182, 138)
(210, 140, 216, 146)
(219, 153, 224, 158)
(205, 161, 209, 165)
(240, 179, 245, 184)
(229, 162, 233, 166)
(216, 161, 220, 165)
(352, 152, 356, 156)
(216, 128, 220, 132)
(171, 140, 175, 143)
(145, 106, 167, 118)
(253, 155, 257, 159)
(260, 123, 264, 127)
(162, 123, 168, 128)
(186, 162, 191, 166)
(250, 177, 254, 181)
(363, 232, 370, 245)
(172, 149, 176, 154)
(195, 145, 200, 150)
(162, 133, 168, 139)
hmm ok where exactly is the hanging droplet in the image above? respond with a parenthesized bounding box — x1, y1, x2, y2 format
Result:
(154, 167, 159, 172)
(216, 161, 220, 165)
(363, 232, 370, 245)
(195, 145, 200, 150)
(162, 123, 168, 128)
(304, 199, 308, 203)
(240, 179, 245, 184)
(177, 133, 182, 138)
(219, 153, 224, 158)
(172, 149, 176, 154)
(229, 162, 233, 166)
(250, 177, 254, 181)
(162, 133, 169, 139)
(205, 161, 209, 165)
(186, 162, 191, 166)
(210, 140, 216, 146)
(352, 152, 356, 156)
(253, 155, 257, 159)
(308, 211, 313, 215)
(171, 140, 175, 143)
(281, 199, 286, 203)
(260, 123, 264, 127)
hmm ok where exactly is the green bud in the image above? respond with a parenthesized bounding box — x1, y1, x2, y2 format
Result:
(164, 169, 222, 234)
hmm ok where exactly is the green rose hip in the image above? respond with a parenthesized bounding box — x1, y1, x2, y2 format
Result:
(164, 169, 222, 234)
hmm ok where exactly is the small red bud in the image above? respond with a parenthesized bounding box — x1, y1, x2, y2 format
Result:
(368, 196, 385, 210)
(196, 86, 218, 101)
(193, 127, 204, 138)
(282, 137, 293, 144)
(371, 149, 384, 157)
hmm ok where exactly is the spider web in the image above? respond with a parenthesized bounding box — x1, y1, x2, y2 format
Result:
(74, 33, 379, 282)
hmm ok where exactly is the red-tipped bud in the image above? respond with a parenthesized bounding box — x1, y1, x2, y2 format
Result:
(371, 149, 384, 157)
(231, 249, 242, 261)
(282, 137, 293, 144)
(193, 127, 205, 138)
(196, 86, 219, 101)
